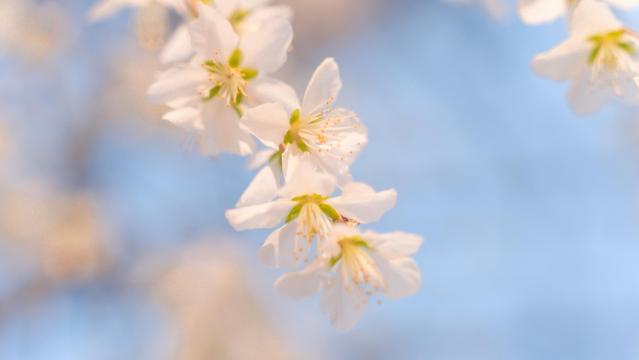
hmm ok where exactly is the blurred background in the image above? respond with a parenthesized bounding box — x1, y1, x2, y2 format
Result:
(1, 0, 639, 359)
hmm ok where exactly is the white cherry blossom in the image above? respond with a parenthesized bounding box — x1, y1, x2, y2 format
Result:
(162, 0, 292, 63)
(147, 4, 295, 155)
(519, 0, 639, 25)
(274, 225, 422, 331)
(242, 58, 367, 182)
(225, 161, 397, 268)
(532, 0, 639, 114)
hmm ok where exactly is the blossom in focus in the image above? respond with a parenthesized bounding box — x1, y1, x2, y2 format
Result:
(243, 58, 367, 182)
(275, 225, 422, 330)
(225, 161, 396, 268)
(519, 0, 639, 25)
(162, 0, 292, 63)
(532, 0, 639, 114)
(148, 4, 295, 156)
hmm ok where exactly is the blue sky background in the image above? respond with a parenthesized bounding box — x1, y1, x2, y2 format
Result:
(2, 0, 639, 359)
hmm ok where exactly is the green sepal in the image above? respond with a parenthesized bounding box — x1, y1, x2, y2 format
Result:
(232, 103, 243, 117)
(289, 109, 300, 125)
(228, 48, 243, 68)
(296, 139, 310, 152)
(318, 203, 340, 221)
(240, 68, 259, 80)
(283, 130, 294, 144)
(230, 9, 250, 27)
(588, 45, 602, 64)
(203, 85, 221, 101)
(329, 254, 342, 267)
(285, 203, 304, 223)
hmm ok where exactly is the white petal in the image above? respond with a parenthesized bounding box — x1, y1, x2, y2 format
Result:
(160, 24, 193, 64)
(245, 77, 300, 111)
(570, 0, 621, 36)
(375, 256, 421, 300)
(309, 108, 367, 180)
(189, 4, 238, 60)
(302, 58, 342, 117)
(518, 0, 566, 25)
(279, 158, 336, 198)
(236, 164, 280, 207)
(147, 64, 206, 104)
(225, 198, 293, 230)
(320, 269, 368, 331)
(260, 222, 310, 268)
(240, 16, 292, 73)
(242, 102, 289, 149)
(326, 183, 397, 224)
(162, 107, 202, 129)
(365, 231, 423, 258)
(274, 258, 328, 298)
(566, 70, 611, 115)
(198, 100, 255, 156)
(531, 38, 588, 82)
(237, 5, 293, 35)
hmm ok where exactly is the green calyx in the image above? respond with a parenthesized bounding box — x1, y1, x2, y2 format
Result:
(587, 28, 635, 65)
(285, 193, 340, 223)
(230, 9, 250, 28)
(282, 109, 310, 152)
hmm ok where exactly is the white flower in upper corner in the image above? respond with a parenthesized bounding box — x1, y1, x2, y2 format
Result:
(242, 58, 367, 183)
(519, 0, 639, 25)
(162, 0, 292, 63)
(225, 161, 397, 268)
(274, 224, 422, 331)
(443, 0, 509, 20)
(147, 4, 295, 156)
(532, 0, 639, 114)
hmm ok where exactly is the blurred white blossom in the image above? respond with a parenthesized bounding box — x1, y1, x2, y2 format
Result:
(519, 0, 639, 25)
(162, 0, 292, 64)
(532, 0, 639, 114)
(148, 4, 294, 156)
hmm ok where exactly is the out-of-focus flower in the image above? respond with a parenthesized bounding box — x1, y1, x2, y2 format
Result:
(519, 0, 639, 25)
(162, 0, 292, 64)
(0, 124, 9, 162)
(0, 186, 109, 283)
(225, 161, 396, 268)
(243, 58, 367, 183)
(151, 244, 295, 360)
(40, 195, 109, 282)
(443, 0, 509, 20)
(0, 0, 68, 63)
(148, 4, 294, 156)
(89, 0, 183, 49)
(275, 225, 422, 331)
(532, 0, 639, 114)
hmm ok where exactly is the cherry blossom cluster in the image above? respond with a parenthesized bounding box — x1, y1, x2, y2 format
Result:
(447, 0, 639, 115)
(89, 0, 422, 330)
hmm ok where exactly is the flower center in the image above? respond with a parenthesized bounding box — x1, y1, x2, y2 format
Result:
(201, 49, 258, 113)
(285, 194, 340, 242)
(332, 236, 385, 291)
(588, 29, 636, 70)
